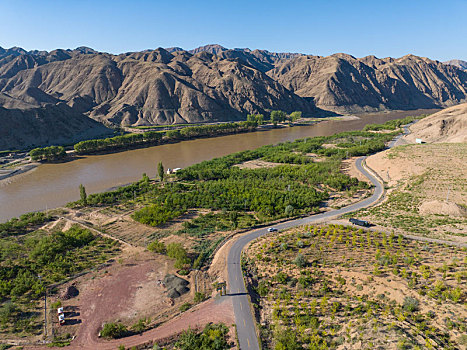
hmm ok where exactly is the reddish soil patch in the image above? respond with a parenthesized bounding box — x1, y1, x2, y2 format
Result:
(72, 257, 160, 347)
(30, 297, 234, 350)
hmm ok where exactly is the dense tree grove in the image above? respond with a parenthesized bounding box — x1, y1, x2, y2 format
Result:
(79, 128, 401, 231)
(74, 130, 163, 154)
(270, 110, 287, 124)
(29, 146, 66, 162)
(74, 121, 258, 154)
(0, 225, 117, 301)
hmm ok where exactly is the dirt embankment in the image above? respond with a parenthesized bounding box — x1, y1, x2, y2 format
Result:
(362, 142, 467, 240)
(404, 103, 467, 144)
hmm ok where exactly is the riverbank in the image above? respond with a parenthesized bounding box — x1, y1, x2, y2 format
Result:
(0, 109, 437, 222)
(0, 116, 346, 185)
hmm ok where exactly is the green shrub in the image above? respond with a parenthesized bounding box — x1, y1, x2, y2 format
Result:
(100, 322, 128, 339)
(147, 240, 166, 254)
(132, 204, 182, 227)
(257, 281, 269, 296)
(131, 318, 149, 333)
(51, 300, 62, 309)
(175, 323, 229, 349)
(194, 292, 206, 303)
(294, 253, 307, 268)
(403, 297, 419, 312)
(179, 303, 191, 312)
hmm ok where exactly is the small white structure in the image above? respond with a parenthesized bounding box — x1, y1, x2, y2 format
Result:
(415, 138, 423, 144)
(167, 167, 182, 174)
(57, 307, 64, 314)
(58, 313, 65, 325)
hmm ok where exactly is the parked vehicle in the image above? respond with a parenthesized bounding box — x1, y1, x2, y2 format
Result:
(349, 218, 370, 227)
(58, 313, 65, 325)
(268, 227, 278, 232)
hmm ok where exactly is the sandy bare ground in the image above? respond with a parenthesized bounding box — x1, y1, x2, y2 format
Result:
(367, 143, 467, 206)
(235, 159, 285, 169)
(63, 252, 171, 346)
(0, 163, 38, 187)
(404, 103, 467, 143)
(358, 142, 467, 241)
(246, 225, 467, 349)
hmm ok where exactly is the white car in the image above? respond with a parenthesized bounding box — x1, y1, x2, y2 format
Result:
(267, 227, 278, 232)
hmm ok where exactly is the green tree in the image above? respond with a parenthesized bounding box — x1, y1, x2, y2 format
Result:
(79, 184, 87, 205)
(158, 162, 165, 182)
(247, 113, 264, 125)
(229, 211, 239, 229)
(167, 243, 190, 269)
(285, 205, 294, 217)
(270, 110, 287, 125)
(255, 113, 264, 125)
(288, 111, 302, 122)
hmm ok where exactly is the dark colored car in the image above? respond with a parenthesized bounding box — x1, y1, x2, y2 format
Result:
(349, 218, 370, 227)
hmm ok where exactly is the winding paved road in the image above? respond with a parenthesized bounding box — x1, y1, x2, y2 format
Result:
(227, 127, 413, 349)
(227, 156, 382, 349)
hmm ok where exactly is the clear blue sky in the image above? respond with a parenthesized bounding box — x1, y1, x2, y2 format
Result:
(0, 0, 466, 61)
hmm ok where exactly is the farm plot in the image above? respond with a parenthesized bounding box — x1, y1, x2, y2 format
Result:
(244, 224, 467, 349)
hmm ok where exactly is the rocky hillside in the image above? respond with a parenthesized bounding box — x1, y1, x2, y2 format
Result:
(444, 59, 467, 71)
(0, 103, 112, 150)
(404, 103, 467, 143)
(1, 45, 467, 150)
(0, 46, 315, 129)
(269, 54, 467, 113)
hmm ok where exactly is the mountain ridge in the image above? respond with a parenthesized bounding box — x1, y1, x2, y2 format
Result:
(444, 59, 467, 71)
(1, 44, 467, 150)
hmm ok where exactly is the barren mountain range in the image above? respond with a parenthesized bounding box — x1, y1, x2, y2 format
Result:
(444, 59, 467, 71)
(1, 44, 466, 150)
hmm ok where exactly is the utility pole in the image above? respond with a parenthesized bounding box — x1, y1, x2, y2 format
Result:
(38, 275, 47, 339)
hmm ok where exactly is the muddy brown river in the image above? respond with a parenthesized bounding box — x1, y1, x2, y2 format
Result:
(0, 110, 436, 222)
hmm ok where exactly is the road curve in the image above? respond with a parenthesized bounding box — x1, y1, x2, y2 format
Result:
(227, 124, 423, 349)
(228, 121, 467, 349)
(227, 155, 383, 349)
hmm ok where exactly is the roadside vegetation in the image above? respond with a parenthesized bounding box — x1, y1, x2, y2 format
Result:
(138, 323, 231, 349)
(244, 224, 466, 349)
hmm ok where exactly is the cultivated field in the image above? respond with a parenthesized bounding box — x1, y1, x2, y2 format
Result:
(244, 224, 467, 349)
